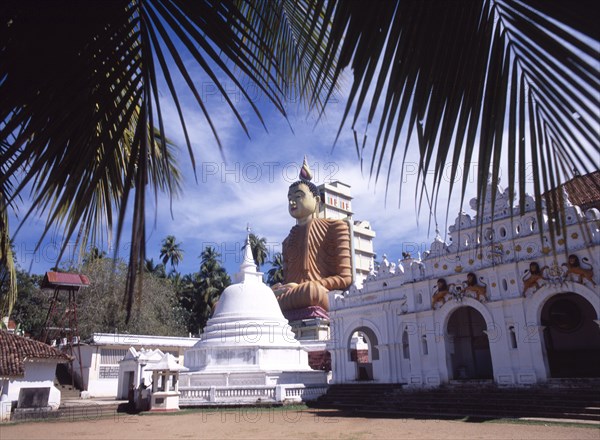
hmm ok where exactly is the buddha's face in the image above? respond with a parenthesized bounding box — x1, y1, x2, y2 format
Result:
(288, 183, 319, 223)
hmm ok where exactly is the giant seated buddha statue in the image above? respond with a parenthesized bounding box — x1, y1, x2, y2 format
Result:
(274, 160, 353, 316)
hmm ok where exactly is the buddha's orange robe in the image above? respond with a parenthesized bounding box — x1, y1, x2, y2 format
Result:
(278, 218, 353, 311)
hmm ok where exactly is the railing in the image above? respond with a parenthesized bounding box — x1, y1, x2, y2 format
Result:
(179, 386, 276, 405)
(179, 388, 210, 401)
(179, 384, 327, 406)
(215, 387, 275, 399)
(285, 385, 328, 400)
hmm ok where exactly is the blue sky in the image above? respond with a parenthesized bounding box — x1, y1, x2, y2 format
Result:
(9, 69, 500, 279)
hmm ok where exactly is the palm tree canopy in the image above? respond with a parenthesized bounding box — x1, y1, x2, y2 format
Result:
(1, 0, 598, 320)
(144, 258, 166, 279)
(320, 0, 598, 227)
(267, 252, 284, 286)
(242, 233, 269, 268)
(160, 235, 184, 267)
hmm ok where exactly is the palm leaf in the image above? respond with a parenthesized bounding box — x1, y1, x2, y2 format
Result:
(313, 0, 599, 229)
(0, 0, 333, 320)
(2, 0, 597, 322)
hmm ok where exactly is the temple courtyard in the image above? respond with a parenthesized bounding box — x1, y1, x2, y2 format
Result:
(1, 407, 598, 440)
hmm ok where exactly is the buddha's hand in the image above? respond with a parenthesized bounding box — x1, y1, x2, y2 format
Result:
(271, 282, 298, 296)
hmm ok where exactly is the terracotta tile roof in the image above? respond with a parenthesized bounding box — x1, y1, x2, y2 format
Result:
(563, 171, 600, 210)
(41, 271, 90, 289)
(544, 171, 600, 213)
(0, 331, 71, 378)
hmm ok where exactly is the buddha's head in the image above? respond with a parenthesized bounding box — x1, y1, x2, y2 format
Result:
(288, 180, 320, 224)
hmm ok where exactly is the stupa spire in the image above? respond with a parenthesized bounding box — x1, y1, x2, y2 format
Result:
(235, 227, 262, 283)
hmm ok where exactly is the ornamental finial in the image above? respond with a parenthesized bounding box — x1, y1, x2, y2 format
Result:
(299, 155, 313, 181)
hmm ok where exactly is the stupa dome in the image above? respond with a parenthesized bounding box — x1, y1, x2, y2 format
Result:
(184, 234, 311, 372)
(200, 242, 297, 347)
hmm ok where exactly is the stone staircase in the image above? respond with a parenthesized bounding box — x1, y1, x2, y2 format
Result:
(309, 380, 600, 422)
(55, 363, 81, 400)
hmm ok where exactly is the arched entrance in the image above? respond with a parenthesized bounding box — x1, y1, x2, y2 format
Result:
(446, 306, 493, 380)
(348, 327, 379, 381)
(541, 293, 600, 378)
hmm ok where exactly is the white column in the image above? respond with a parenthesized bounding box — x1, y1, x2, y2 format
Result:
(486, 302, 514, 385)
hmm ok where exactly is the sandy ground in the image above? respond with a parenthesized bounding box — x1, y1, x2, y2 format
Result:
(1, 408, 598, 440)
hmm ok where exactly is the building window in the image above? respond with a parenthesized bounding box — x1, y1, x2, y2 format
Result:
(529, 218, 536, 232)
(402, 330, 410, 359)
(509, 326, 518, 349)
(502, 279, 508, 292)
(421, 335, 429, 355)
(416, 293, 423, 305)
(99, 349, 128, 364)
(499, 226, 507, 238)
(98, 348, 128, 379)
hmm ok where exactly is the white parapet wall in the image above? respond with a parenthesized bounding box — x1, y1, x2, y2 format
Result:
(179, 383, 328, 406)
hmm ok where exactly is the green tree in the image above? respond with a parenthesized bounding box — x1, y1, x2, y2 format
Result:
(160, 235, 184, 268)
(76, 258, 186, 339)
(266, 253, 284, 287)
(1, 1, 596, 318)
(179, 247, 231, 335)
(242, 233, 268, 268)
(144, 258, 166, 279)
(82, 247, 107, 266)
(6, 270, 46, 339)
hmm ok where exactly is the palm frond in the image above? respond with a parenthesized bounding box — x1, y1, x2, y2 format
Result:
(0, 0, 335, 321)
(313, 0, 599, 226)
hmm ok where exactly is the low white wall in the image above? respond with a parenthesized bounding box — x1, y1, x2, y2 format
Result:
(87, 378, 119, 398)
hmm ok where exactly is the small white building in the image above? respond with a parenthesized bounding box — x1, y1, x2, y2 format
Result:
(0, 330, 70, 422)
(328, 176, 600, 387)
(117, 347, 164, 401)
(69, 332, 199, 398)
(147, 353, 188, 411)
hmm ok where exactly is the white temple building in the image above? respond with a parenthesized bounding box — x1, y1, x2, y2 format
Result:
(327, 175, 600, 387)
(179, 236, 328, 405)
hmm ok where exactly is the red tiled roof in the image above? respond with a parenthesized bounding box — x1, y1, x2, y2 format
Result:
(41, 271, 90, 289)
(544, 171, 600, 213)
(563, 171, 600, 210)
(0, 331, 71, 378)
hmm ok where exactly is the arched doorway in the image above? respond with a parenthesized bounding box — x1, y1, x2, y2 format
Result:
(541, 293, 600, 378)
(348, 327, 379, 381)
(446, 306, 493, 380)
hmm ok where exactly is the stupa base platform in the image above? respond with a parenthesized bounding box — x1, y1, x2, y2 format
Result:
(178, 370, 327, 406)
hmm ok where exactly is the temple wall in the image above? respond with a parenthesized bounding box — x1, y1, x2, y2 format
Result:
(328, 186, 600, 387)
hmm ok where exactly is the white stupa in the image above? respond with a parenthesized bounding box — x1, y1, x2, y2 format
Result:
(179, 234, 327, 405)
